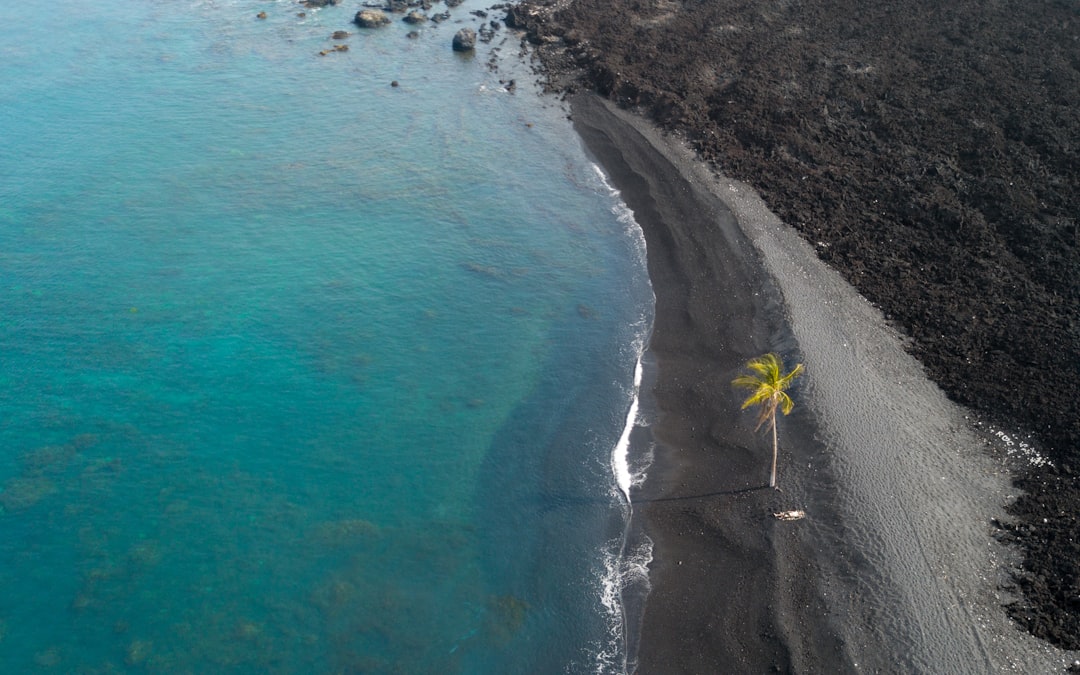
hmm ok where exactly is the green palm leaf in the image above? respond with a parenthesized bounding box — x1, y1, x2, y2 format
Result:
(731, 353, 804, 488)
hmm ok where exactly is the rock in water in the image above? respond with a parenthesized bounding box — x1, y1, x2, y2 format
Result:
(452, 28, 477, 51)
(354, 9, 391, 27)
(403, 10, 427, 24)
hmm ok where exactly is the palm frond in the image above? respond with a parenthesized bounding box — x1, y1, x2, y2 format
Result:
(777, 362, 804, 390)
(778, 391, 795, 416)
(739, 387, 773, 409)
(746, 353, 780, 380)
(733, 353, 803, 419)
(732, 374, 765, 390)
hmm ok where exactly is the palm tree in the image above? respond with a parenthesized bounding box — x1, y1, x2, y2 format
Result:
(732, 353, 804, 489)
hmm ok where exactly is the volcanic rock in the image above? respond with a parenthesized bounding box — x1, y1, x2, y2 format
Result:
(452, 28, 476, 51)
(354, 9, 391, 27)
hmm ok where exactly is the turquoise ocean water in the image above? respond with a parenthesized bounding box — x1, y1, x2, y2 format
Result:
(0, 1, 652, 671)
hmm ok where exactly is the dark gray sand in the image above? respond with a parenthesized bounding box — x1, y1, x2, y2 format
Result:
(570, 94, 1076, 673)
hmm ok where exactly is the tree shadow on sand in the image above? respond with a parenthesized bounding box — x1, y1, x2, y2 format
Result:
(634, 485, 768, 503)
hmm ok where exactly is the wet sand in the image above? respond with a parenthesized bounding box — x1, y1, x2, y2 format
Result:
(570, 94, 1075, 673)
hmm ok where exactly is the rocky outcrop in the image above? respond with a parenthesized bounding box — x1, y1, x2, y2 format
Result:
(452, 28, 476, 51)
(354, 9, 391, 27)
(513, 0, 1080, 651)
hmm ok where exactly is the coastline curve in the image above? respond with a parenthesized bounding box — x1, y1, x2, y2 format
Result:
(569, 93, 1075, 673)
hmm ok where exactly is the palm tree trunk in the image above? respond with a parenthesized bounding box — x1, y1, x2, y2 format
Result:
(769, 412, 778, 488)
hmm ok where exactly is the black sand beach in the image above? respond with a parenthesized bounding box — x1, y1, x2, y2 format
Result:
(503, 0, 1080, 670)
(572, 93, 1070, 673)
(572, 94, 837, 672)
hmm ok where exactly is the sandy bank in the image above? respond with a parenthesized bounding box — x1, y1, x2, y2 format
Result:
(570, 94, 1075, 673)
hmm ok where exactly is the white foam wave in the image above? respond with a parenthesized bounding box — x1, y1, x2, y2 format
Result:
(585, 157, 654, 674)
(628, 440, 653, 493)
(612, 357, 643, 503)
(594, 535, 654, 674)
(588, 161, 650, 278)
(611, 201, 638, 227)
(590, 161, 617, 193)
(593, 332, 655, 674)
(589, 162, 636, 222)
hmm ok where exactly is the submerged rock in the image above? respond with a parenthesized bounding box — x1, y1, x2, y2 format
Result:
(452, 28, 477, 52)
(309, 518, 381, 546)
(0, 475, 56, 511)
(125, 640, 152, 667)
(318, 45, 349, 56)
(21, 443, 77, 475)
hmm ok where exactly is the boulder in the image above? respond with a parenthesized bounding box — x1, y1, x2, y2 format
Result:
(304, 0, 341, 7)
(452, 27, 477, 51)
(331, 30, 351, 39)
(403, 10, 427, 23)
(354, 9, 391, 27)
(503, 5, 530, 29)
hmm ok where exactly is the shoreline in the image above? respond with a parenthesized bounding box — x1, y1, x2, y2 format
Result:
(508, 0, 1080, 649)
(572, 93, 810, 671)
(570, 94, 1074, 672)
